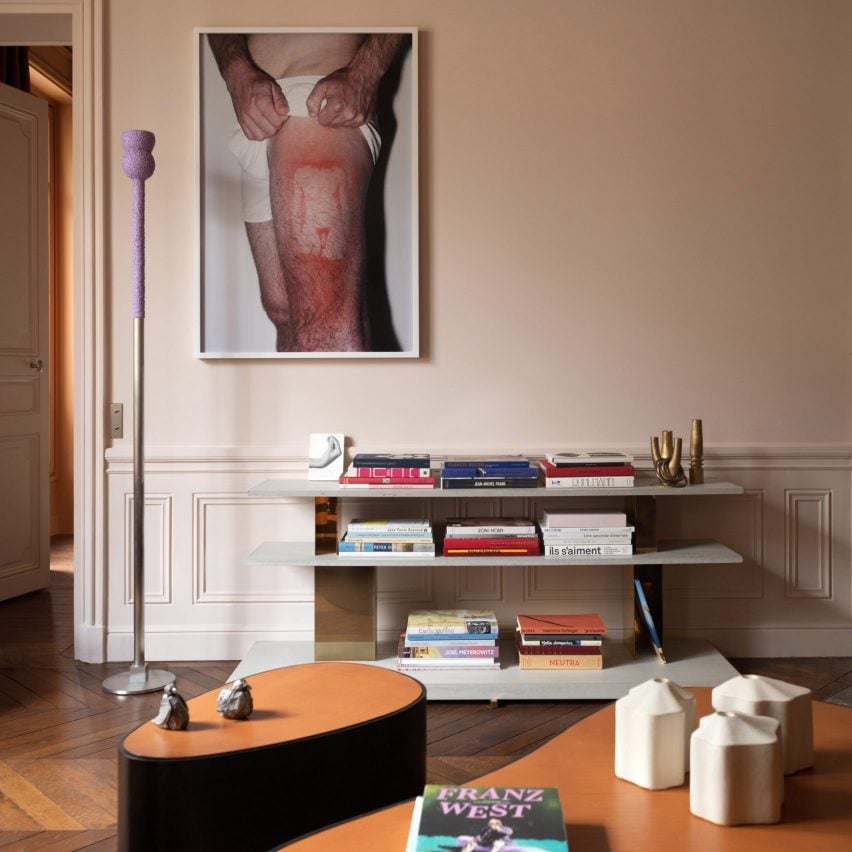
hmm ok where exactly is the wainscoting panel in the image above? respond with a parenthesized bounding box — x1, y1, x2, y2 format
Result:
(785, 490, 832, 599)
(104, 448, 852, 660)
(123, 493, 172, 604)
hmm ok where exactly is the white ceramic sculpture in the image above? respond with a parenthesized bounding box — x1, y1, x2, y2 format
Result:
(712, 673, 813, 774)
(690, 711, 783, 826)
(615, 677, 696, 789)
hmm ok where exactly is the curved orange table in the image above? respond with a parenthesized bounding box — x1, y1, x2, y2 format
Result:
(283, 688, 852, 851)
(119, 663, 426, 852)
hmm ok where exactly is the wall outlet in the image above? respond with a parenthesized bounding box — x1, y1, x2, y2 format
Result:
(110, 403, 123, 438)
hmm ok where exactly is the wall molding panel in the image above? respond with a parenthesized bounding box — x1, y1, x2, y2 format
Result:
(192, 493, 314, 604)
(103, 447, 852, 661)
(785, 489, 832, 600)
(123, 493, 172, 605)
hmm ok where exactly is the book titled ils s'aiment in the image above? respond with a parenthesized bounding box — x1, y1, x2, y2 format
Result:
(543, 543, 633, 557)
(408, 785, 569, 852)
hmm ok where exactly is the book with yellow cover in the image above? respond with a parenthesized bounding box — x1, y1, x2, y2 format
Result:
(517, 651, 603, 670)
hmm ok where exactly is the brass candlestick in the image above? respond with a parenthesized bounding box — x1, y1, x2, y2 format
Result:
(651, 430, 687, 487)
(689, 418, 704, 485)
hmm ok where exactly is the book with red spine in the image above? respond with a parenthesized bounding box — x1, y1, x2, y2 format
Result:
(539, 459, 635, 478)
(444, 543, 541, 556)
(344, 466, 432, 478)
(339, 474, 437, 486)
(443, 536, 540, 549)
(516, 613, 607, 635)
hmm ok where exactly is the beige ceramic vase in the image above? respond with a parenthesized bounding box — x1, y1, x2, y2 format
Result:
(614, 677, 696, 789)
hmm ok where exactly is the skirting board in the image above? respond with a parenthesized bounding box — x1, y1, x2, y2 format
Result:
(230, 638, 739, 701)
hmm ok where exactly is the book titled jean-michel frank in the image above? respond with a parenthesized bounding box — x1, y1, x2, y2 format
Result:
(408, 785, 569, 852)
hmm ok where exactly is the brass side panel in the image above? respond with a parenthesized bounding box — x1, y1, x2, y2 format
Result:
(315, 641, 377, 662)
(627, 495, 657, 553)
(626, 496, 661, 655)
(315, 565, 377, 661)
(315, 496, 338, 555)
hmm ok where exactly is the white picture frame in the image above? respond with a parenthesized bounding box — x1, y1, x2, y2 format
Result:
(195, 27, 419, 358)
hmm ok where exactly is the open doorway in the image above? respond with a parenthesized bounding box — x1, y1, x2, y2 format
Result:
(28, 46, 74, 548)
(0, 41, 73, 593)
(0, 5, 103, 662)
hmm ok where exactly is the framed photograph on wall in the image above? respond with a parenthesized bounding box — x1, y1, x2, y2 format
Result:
(195, 28, 418, 358)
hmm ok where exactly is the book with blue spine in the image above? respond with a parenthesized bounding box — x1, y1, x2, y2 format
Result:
(442, 456, 532, 469)
(338, 539, 435, 553)
(634, 578, 666, 663)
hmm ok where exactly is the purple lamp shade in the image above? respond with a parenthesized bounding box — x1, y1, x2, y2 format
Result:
(122, 130, 155, 319)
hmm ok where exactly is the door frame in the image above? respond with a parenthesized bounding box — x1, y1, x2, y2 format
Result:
(0, 0, 106, 661)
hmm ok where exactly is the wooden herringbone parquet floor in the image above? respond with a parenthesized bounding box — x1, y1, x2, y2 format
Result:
(0, 536, 850, 849)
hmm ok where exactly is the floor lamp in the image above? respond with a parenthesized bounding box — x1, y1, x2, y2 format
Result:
(103, 131, 176, 695)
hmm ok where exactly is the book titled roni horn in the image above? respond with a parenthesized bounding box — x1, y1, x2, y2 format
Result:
(411, 784, 569, 852)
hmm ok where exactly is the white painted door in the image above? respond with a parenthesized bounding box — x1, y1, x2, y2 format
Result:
(0, 81, 50, 602)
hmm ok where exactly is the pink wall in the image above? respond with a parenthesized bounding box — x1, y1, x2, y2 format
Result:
(107, 0, 852, 453)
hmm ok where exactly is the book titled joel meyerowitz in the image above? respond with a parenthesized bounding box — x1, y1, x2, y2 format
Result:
(411, 784, 569, 852)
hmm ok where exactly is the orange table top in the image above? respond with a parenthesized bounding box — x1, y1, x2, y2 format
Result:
(284, 688, 852, 851)
(122, 663, 424, 760)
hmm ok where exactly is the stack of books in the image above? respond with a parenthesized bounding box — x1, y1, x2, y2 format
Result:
(539, 451, 635, 488)
(397, 609, 500, 671)
(339, 453, 435, 489)
(440, 456, 539, 489)
(338, 518, 435, 557)
(442, 517, 540, 557)
(515, 613, 606, 670)
(539, 508, 634, 557)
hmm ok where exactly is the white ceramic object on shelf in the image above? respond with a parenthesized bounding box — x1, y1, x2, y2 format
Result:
(690, 711, 783, 826)
(712, 673, 813, 774)
(614, 677, 696, 789)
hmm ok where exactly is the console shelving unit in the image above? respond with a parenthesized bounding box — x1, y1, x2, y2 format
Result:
(235, 477, 744, 699)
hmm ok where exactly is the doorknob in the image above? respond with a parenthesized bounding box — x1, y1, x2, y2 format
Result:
(30, 359, 44, 373)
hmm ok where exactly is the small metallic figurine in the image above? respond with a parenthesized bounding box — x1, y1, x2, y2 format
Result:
(651, 429, 687, 487)
(689, 418, 705, 485)
(217, 678, 254, 720)
(152, 683, 190, 730)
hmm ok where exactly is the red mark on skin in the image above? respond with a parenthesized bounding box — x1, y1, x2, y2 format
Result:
(291, 165, 349, 259)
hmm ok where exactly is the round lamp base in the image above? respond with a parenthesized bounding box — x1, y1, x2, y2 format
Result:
(103, 667, 175, 695)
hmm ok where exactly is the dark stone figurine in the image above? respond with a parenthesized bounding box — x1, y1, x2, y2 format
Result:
(152, 683, 190, 730)
(217, 678, 254, 720)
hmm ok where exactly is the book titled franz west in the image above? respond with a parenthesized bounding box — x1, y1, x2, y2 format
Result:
(409, 785, 569, 852)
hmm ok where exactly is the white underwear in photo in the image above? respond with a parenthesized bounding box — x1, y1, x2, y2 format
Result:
(227, 75, 382, 222)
